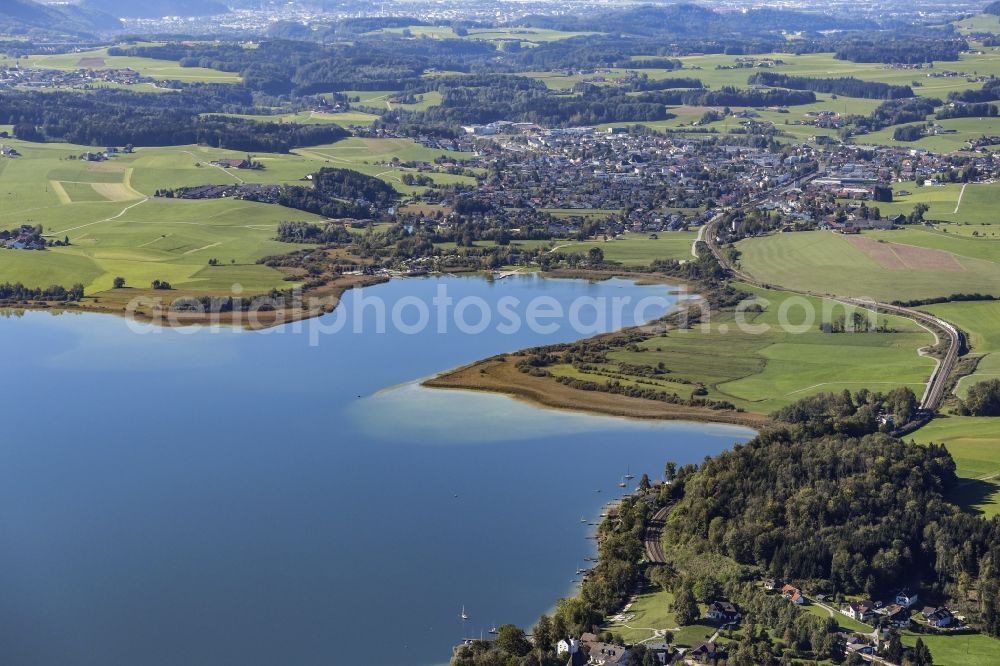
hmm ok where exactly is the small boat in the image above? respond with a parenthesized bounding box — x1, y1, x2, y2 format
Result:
(618, 477, 627, 489)
(624, 466, 634, 481)
(576, 568, 587, 575)
(461, 606, 469, 621)
(580, 517, 587, 523)
(489, 626, 498, 635)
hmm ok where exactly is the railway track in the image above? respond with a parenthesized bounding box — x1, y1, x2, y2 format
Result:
(700, 188, 962, 415)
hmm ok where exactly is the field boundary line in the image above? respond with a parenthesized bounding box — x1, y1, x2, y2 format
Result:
(49, 180, 71, 205)
(953, 183, 968, 214)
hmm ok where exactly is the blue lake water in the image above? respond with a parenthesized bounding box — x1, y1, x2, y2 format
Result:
(0, 275, 753, 666)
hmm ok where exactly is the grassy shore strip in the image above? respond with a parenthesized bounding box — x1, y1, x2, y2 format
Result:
(424, 355, 769, 428)
(3, 273, 388, 330)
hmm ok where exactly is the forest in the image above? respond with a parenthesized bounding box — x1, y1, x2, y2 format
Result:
(0, 90, 346, 150)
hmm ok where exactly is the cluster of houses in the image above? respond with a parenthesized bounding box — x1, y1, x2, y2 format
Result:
(766, 578, 960, 633)
(557, 632, 726, 665)
(78, 145, 133, 163)
(0, 66, 150, 91)
(1, 225, 46, 250)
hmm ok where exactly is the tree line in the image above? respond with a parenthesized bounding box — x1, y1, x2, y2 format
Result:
(747, 72, 914, 100)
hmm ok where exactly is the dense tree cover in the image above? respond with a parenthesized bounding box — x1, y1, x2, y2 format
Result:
(663, 426, 959, 596)
(196, 117, 347, 153)
(747, 72, 913, 100)
(963, 379, 1000, 416)
(658, 393, 1000, 636)
(0, 282, 84, 302)
(0, 89, 344, 150)
(950, 78, 1000, 104)
(987, 1, 1000, 16)
(771, 388, 919, 436)
(392, 75, 676, 127)
(276, 221, 354, 245)
(833, 39, 966, 63)
(393, 75, 813, 129)
(893, 124, 925, 142)
(854, 97, 940, 133)
(256, 168, 398, 220)
(937, 102, 999, 119)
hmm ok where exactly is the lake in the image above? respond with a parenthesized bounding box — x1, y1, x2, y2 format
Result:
(0, 274, 753, 666)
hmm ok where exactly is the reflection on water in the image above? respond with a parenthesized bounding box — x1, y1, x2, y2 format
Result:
(0, 275, 754, 666)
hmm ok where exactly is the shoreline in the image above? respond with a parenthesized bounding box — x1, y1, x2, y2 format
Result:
(0, 273, 390, 330)
(424, 354, 769, 428)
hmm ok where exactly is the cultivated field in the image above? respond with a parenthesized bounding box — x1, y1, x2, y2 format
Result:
(0, 135, 475, 294)
(549, 285, 935, 414)
(737, 230, 1000, 302)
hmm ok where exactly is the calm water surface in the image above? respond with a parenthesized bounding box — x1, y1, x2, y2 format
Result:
(0, 275, 752, 666)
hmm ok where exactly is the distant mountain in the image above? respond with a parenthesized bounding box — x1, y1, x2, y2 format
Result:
(0, 0, 121, 36)
(81, 0, 229, 19)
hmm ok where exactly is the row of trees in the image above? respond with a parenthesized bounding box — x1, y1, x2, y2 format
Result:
(0, 282, 84, 301)
(748, 72, 914, 100)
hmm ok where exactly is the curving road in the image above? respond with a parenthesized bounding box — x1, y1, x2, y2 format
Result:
(699, 186, 962, 416)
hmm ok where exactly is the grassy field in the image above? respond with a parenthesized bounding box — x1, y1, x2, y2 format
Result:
(900, 630, 1000, 666)
(0, 46, 240, 83)
(551, 232, 698, 265)
(865, 181, 1000, 233)
(736, 230, 1000, 302)
(602, 585, 719, 646)
(363, 25, 599, 46)
(217, 110, 381, 127)
(0, 135, 475, 294)
(548, 285, 935, 414)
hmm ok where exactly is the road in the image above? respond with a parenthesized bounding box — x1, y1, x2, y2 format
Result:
(699, 180, 962, 415)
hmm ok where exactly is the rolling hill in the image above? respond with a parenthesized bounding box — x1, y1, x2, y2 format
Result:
(0, 0, 121, 36)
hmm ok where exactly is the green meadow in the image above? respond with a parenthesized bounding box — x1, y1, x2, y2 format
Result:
(0, 135, 476, 294)
(549, 232, 697, 265)
(900, 630, 1000, 666)
(549, 285, 935, 414)
(218, 110, 381, 127)
(737, 230, 1000, 302)
(911, 299, 1000, 517)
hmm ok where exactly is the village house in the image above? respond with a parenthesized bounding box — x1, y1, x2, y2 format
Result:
(883, 604, 913, 629)
(921, 606, 956, 628)
(210, 158, 253, 169)
(763, 578, 782, 591)
(687, 641, 723, 663)
(781, 584, 805, 604)
(895, 589, 919, 608)
(841, 600, 876, 623)
(706, 600, 741, 623)
(585, 642, 628, 665)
